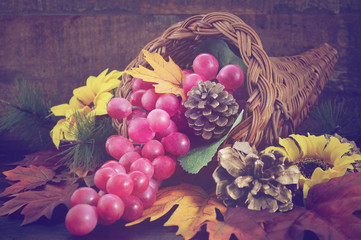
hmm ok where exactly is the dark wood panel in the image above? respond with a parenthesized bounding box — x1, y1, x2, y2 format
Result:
(1, 0, 361, 15)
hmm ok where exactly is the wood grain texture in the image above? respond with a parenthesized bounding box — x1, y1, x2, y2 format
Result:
(1, 0, 361, 15)
(0, 1, 360, 111)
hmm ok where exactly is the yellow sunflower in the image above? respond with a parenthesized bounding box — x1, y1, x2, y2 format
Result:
(50, 69, 122, 148)
(264, 133, 361, 199)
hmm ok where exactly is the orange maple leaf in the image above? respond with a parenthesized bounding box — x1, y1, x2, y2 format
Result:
(126, 183, 226, 240)
(0, 183, 78, 225)
(0, 165, 55, 197)
(125, 50, 187, 101)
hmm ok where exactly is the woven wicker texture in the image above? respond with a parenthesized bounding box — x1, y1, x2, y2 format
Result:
(115, 12, 338, 148)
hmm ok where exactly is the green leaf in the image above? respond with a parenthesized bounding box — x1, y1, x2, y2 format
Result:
(179, 110, 244, 174)
(194, 39, 247, 77)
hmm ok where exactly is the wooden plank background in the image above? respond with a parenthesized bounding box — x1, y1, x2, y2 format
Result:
(0, 0, 361, 110)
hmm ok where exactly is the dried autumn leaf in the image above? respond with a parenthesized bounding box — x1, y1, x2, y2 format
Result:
(0, 183, 78, 225)
(126, 183, 226, 240)
(125, 50, 186, 101)
(205, 207, 278, 240)
(265, 172, 361, 239)
(13, 148, 65, 169)
(0, 165, 55, 197)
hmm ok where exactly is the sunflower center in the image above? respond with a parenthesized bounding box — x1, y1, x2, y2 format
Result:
(297, 158, 330, 179)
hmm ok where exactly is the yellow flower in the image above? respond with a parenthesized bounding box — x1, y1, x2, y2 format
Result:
(264, 133, 361, 199)
(50, 69, 122, 148)
(51, 69, 122, 117)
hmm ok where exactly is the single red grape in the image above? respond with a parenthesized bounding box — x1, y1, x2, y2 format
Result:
(105, 135, 134, 159)
(128, 118, 155, 143)
(119, 151, 141, 172)
(106, 173, 134, 198)
(171, 110, 188, 130)
(65, 204, 97, 236)
(134, 185, 156, 209)
(141, 140, 165, 161)
(94, 167, 117, 192)
(129, 158, 154, 179)
(183, 73, 205, 95)
(101, 160, 126, 174)
(155, 93, 179, 117)
(128, 89, 146, 108)
(162, 132, 190, 156)
(147, 109, 171, 132)
(141, 89, 160, 111)
(149, 178, 162, 191)
(127, 108, 147, 126)
(216, 64, 245, 89)
(129, 170, 149, 194)
(96, 193, 124, 225)
(122, 195, 144, 222)
(155, 120, 178, 140)
(70, 187, 100, 207)
(192, 53, 219, 81)
(107, 97, 132, 119)
(132, 78, 154, 91)
(152, 155, 176, 180)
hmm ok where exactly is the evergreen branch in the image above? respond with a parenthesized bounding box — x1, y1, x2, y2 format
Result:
(56, 113, 117, 173)
(0, 80, 58, 151)
(60, 139, 84, 145)
(0, 99, 34, 115)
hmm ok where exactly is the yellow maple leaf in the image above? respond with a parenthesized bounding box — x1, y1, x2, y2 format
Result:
(125, 50, 187, 101)
(126, 183, 226, 240)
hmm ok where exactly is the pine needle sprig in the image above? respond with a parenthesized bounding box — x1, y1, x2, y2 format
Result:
(57, 112, 117, 173)
(297, 95, 361, 145)
(0, 80, 57, 151)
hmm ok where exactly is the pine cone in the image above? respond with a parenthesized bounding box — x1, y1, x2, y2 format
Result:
(212, 142, 300, 212)
(184, 81, 239, 140)
(326, 133, 361, 172)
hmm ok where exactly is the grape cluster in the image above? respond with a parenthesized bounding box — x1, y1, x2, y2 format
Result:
(183, 53, 246, 97)
(65, 52, 247, 236)
(65, 78, 191, 236)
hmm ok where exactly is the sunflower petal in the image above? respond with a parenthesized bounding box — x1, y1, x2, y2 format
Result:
(323, 136, 353, 165)
(332, 155, 357, 171)
(306, 134, 328, 157)
(73, 86, 95, 106)
(291, 134, 327, 159)
(279, 137, 301, 161)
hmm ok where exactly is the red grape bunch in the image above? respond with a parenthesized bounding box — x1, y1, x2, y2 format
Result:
(65, 78, 191, 236)
(182, 53, 245, 96)
(65, 52, 247, 236)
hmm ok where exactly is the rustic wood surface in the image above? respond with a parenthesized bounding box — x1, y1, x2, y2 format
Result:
(1, 0, 361, 110)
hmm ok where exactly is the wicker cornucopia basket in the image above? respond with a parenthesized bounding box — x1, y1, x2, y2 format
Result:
(114, 12, 338, 149)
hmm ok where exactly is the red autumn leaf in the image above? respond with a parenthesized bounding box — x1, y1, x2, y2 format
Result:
(0, 182, 78, 225)
(0, 165, 55, 197)
(13, 148, 65, 169)
(264, 172, 361, 240)
(205, 207, 278, 240)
